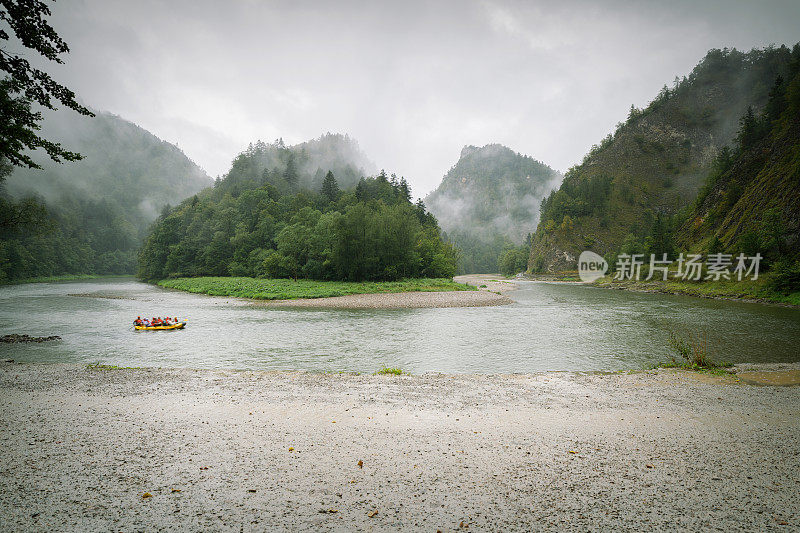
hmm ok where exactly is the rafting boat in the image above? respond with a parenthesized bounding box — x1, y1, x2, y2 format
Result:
(134, 321, 186, 331)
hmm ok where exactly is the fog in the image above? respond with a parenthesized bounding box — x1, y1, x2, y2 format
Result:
(425, 145, 563, 243)
(37, 0, 800, 196)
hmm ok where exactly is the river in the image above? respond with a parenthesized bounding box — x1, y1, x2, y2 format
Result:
(1, 277, 798, 373)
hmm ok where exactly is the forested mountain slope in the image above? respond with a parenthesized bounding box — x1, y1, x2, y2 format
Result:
(529, 45, 796, 271)
(219, 134, 374, 197)
(677, 52, 800, 270)
(0, 111, 211, 281)
(425, 144, 561, 273)
(137, 140, 455, 282)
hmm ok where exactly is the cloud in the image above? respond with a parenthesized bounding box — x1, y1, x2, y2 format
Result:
(40, 0, 800, 197)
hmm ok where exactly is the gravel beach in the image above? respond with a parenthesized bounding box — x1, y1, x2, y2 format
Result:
(249, 289, 511, 309)
(1, 362, 798, 531)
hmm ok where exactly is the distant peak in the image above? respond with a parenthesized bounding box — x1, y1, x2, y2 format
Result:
(459, 143, 511, 160)
(460, 145, 479, 158)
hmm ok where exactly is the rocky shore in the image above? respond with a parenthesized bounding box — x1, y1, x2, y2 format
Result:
(1, 362, 798, 531)
(0, 334, 61, 344)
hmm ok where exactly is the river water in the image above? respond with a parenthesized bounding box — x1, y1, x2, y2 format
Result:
(1, 277, 798, 373)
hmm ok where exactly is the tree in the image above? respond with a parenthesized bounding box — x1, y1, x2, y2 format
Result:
(398, 177, 411, 202)
(283, 153, 298, 190)
(736, 106, 759, 149)
(0, 0, 94, 171)
(645, 213, 675, 258)
(320, 170, 340, 203)
(765, 75, 786, 121)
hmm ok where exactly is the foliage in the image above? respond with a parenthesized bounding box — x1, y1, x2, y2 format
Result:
(425, 144, 560, 273)
(375, 367, 403, 375)
(445, 230, 511, 274)
(530, 44, 797, 271)
(594, 272, 800, 306)
(219, 135, 372, 196)
(768, 259, 800, 294)
(139, 146, 457, 281)
(0, 0, 93, 170)
(158, 277, 472, 300)
(667, 330, 712, 368)
(676, 44, 800, 268)
(663, 330, 731, 372)
(320, 170, 340, 203)
(499, 233, 533, 277)
(0, 111, 211, 282)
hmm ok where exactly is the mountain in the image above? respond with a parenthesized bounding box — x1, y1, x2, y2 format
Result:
(6, 110, 212, 229)
(425, 144, 561, 273)
(137, 140, 454, 282)
(676, 51, 800, 271)
(529, 45, 796, 271)
(219, 134, 375, 198)
(0, 110, 212, 281)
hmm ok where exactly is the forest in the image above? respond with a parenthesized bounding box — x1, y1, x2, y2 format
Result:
(0, 108, 210, 283)
(137, 141, 457, 282)
(530, 44, 800, 276)
(425, 144, 560, 274)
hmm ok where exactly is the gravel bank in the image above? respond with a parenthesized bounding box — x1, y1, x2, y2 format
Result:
(249, 289, 511, 309)
(454, 274, 518, 294)
(1, 363, 799, 531)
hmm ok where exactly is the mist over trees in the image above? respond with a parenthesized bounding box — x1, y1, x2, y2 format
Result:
(672, 49, 800, 288)
(530, 44, 798, 272)
(425, 144, 561, 274)
(222, 134, 375, 198)
(0, 111, 211, 281)
(138, 142, 457, 282)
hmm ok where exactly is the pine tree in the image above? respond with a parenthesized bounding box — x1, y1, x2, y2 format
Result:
(355, 178, 366, 201)
(399, 177, 411, 202)
(737, 106, 758, 149)
(765, 75, 786, 121)
(284, 154, 298, 190)
(321, 170, 340, 203)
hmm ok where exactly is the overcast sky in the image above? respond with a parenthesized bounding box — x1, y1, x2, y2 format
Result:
(39, 0, 800, 196)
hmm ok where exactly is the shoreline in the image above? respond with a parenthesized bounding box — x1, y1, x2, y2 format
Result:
(524, 273, 800, 308)
(0, 274, 134, 287)
(592, 278, 800, 308)
(156, 276, 514, 309)
(248, 289, 511, 309)
(157, 276, 515, 309)
(1, 361, 798, 531)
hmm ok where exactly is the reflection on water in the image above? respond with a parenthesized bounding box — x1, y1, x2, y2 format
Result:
(1, 277, 798, 373)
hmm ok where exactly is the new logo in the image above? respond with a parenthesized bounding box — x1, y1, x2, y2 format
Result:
(578, 251, 608, 282)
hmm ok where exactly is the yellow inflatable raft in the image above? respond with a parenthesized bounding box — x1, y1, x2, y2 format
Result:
(134, 321, 186, 331)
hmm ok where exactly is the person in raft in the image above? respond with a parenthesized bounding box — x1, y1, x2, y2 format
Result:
(134, 316, 180, 327)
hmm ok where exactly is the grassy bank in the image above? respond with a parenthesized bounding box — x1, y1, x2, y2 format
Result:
(593, 274, 800, 306)
(526, 271, 581, 282)
(0, 274, 132, 286)
(157, 277, 475, 300)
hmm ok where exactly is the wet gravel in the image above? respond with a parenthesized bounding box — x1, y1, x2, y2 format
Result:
(1, 362, 798, 531)
(250, 290, 511, 309)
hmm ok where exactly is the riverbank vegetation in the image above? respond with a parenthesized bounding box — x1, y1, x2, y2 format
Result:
(0, 274, 127, 286)
(594, 273, 800, 306)
(659, 330, 733, 374)
(158, 277, 472, 300)
(375, 367, 404, 375)
(139, 140, 457, 282)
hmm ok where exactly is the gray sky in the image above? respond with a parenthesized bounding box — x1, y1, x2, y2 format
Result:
(40, 0, 800, 196)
